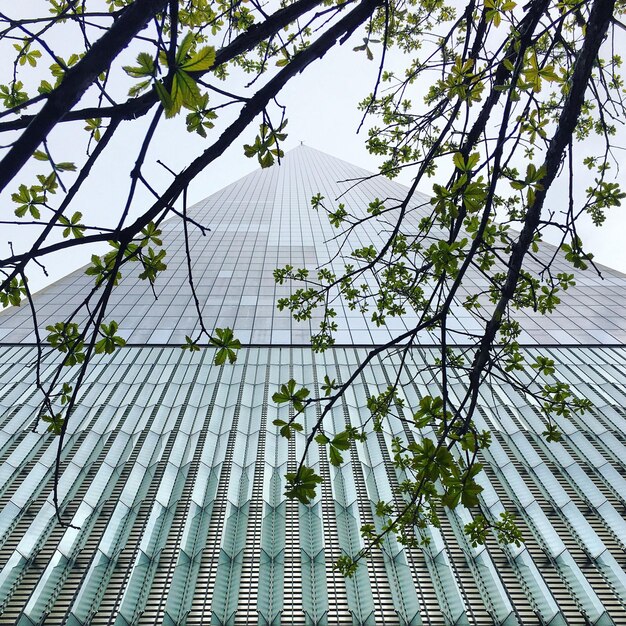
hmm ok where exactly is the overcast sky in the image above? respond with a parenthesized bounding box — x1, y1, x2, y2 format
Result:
(2, 2, 625, 295)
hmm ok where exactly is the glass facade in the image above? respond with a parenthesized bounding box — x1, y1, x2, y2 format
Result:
(0, 346, 625, 623)
(0, 147, 625, 624)
(2, 146, 626, 346)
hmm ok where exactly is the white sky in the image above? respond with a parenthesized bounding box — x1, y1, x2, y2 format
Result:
(1, 2, 625, 295)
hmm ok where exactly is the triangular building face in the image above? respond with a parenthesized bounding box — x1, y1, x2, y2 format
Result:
(1, 145, 626, 346)
(1, 146, 626, 624)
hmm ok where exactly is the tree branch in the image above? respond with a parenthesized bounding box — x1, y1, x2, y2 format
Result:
(0, 0, 170, 194)
(0, 0, 339, 133)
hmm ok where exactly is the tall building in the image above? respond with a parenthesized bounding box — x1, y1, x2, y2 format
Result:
(0, 145, 625, 625)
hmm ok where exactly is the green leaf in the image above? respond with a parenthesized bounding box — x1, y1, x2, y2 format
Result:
(272, 379, 297, 403)
(243, 121, 288, 168)
(42, 413, 64, 435)
(329, 445, 344, 466)
(321, 375, 336, 396)
(272, 379, 309, 411)
(95, 320, 126, 355)
(325, 425, 356, 466)
(59, 211, 85, 238)
(174, 70, 200, 112)
(542, 423, 562, 442)
(59, 382, 73, 405)
(310, 193, 325, 209)
(460, 463, 484, 507)
(285, 465, 323, 504)
(413, 395, 444, 427)
(137, 246, 167, 283)
(155, 80, 173, 111)
(175, 32, 196, 65)
(123, 51, 155, 78)
(46, 321, 85, 366)
(464, 514, 489, 547)
(182, 336, 201, 351)
(331, 430, 351, 451)
(38, 79, 53, 94)
(452, 151, 465, 170)
(335, 555, 358, 577)
(209, 327, 241, 365)
(0, 277, 26, 308)
(462, 179, 487, 213)
(84, 118, 103, 141)
(466, 152, 480, 170)
(140, 222, 163, 247)
(12, 183, 44, 219)
(181, 45, 216, 72)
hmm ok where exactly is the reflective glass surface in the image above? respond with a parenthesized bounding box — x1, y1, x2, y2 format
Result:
(2, 146, 625, 346)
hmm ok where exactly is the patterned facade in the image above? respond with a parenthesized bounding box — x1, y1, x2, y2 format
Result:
(0, 147, 625, 625)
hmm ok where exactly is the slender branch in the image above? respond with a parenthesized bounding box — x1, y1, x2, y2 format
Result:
(1, 0, 381, 274)
(0, 0, 170, 194)
(0, 0, 336, 133)
(467, 0, 615, 408)
(0, 118, 121, 293)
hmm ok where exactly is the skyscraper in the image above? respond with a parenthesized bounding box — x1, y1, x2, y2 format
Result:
(0, 146, 625, 624)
